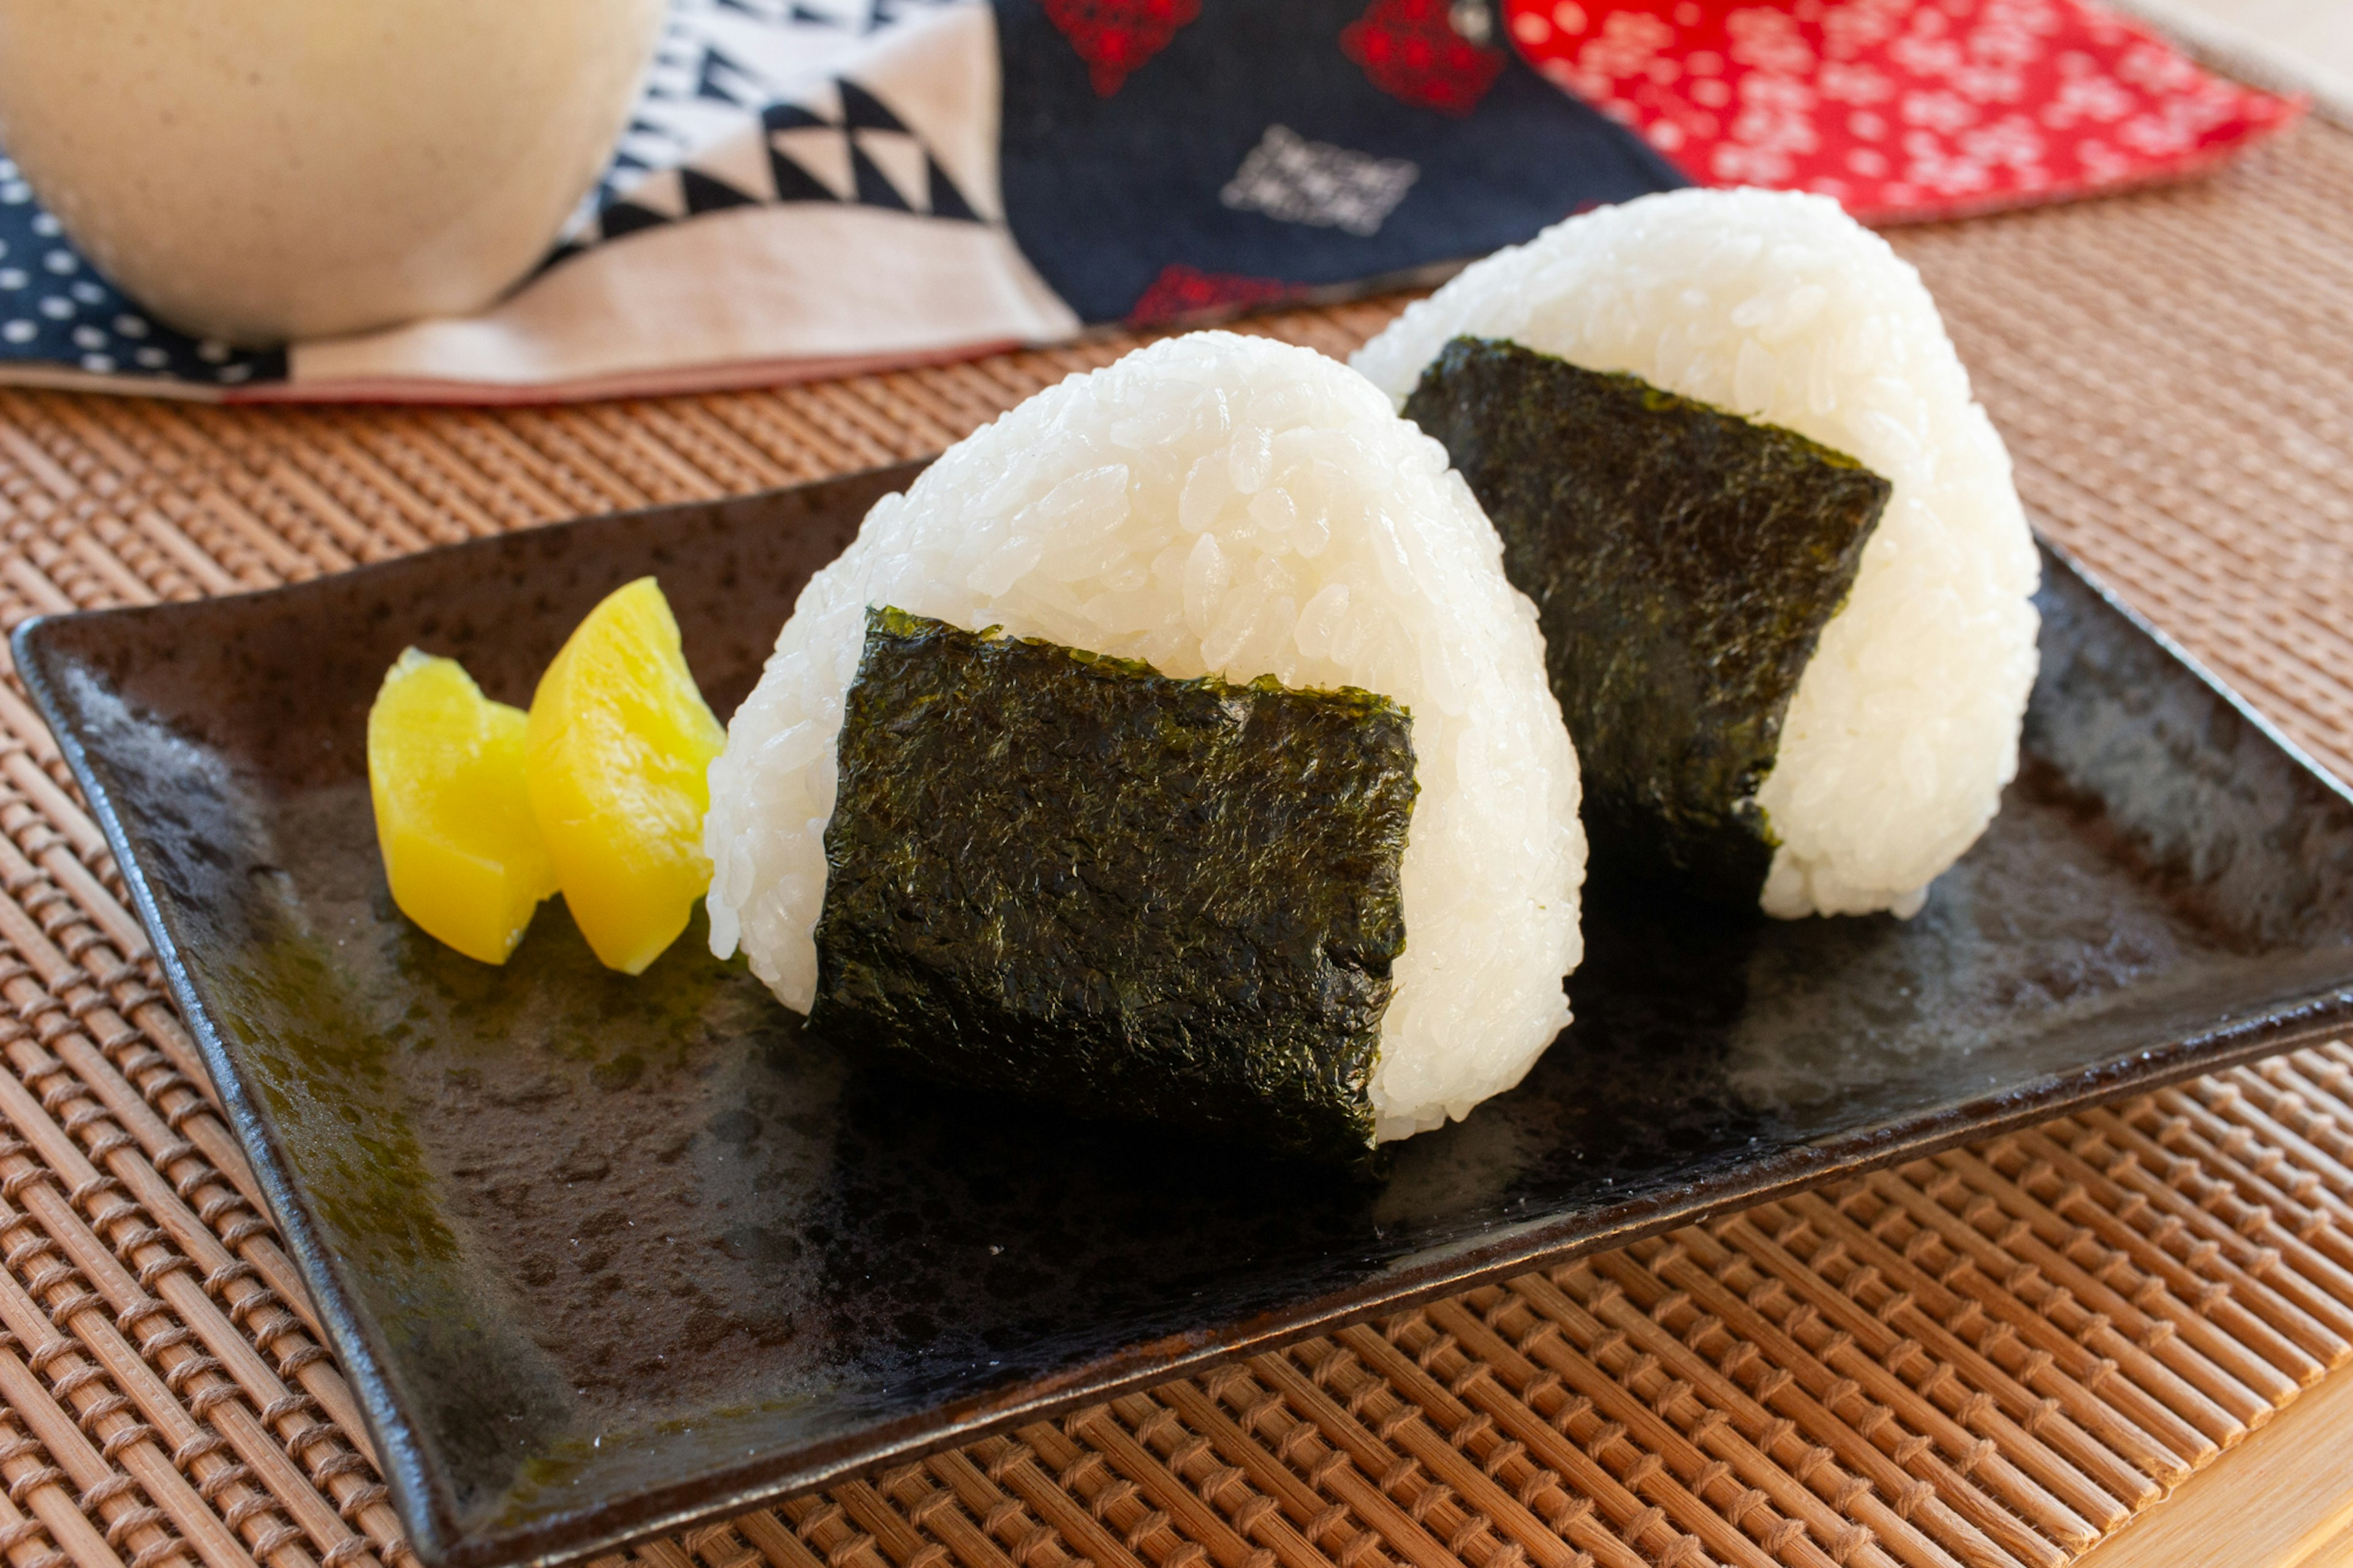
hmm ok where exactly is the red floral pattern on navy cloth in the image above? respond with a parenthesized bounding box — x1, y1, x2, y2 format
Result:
(1502, 0, 2299, 221)
(1343, 0, 1512, 114)
(1043, 0, 1203, 95)
(1126, 264, 1307, 325)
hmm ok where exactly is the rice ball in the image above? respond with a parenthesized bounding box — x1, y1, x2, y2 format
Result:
(705, 332, 1585, 1140)
(1354, 187, 2040, 918)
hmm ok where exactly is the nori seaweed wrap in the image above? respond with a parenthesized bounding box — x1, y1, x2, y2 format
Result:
(1403, 336, 1890, 906)
(807, 606, 1419, 1168)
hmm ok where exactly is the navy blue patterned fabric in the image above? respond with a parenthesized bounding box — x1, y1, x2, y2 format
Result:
(993, 0, 1687, 325)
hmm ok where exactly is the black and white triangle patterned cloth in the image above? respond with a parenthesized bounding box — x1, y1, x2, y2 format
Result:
(553, 77, 983, 263)
(596, 0, 961, 206)
(548, 0, 980, 264)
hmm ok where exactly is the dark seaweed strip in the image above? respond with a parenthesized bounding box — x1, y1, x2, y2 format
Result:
(808, 607, 1418, 1168)
(1403, 337, 1890, 906)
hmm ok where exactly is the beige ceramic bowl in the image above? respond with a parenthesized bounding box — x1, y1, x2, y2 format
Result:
(0, 0, 668, 344)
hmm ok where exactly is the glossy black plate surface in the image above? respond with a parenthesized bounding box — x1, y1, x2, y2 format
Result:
(18, 461, 2353, 1568)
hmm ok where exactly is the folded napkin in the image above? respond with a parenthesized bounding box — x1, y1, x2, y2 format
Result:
(0, 0, 2292, 404)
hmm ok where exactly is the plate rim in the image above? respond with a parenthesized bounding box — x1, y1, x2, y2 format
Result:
(16, 464, 2353, 1568)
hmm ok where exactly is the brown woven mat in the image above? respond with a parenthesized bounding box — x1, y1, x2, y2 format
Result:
(0, 115, 2349, 1568)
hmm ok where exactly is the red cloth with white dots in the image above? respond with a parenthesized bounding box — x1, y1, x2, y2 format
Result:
(1501, 0, 2300, 222)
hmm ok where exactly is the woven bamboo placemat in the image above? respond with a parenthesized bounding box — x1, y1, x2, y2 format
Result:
(0, 114, 2349, 1568)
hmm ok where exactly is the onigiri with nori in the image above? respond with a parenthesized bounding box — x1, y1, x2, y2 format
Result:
(1354, 187, 2040, 920)
(705, 332, 1586, 1153)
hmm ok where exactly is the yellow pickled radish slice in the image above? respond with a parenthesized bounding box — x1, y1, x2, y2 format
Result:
(367, 650, 557, 965)
(528, 577, 726, 974)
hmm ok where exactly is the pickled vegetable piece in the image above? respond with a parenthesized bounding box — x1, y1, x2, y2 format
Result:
(527, 577, 727, 974)
(367, 650, 556, 964)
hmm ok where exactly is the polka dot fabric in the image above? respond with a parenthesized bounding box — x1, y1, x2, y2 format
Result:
(0, 157, 285, 390)
(1502, 0, 2301, 221)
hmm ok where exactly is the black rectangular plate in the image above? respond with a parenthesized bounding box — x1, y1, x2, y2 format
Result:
(18, 461, 2353, 1568)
